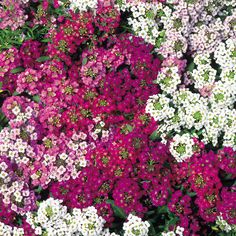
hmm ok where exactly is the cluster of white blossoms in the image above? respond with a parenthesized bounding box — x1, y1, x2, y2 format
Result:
(216, 215, 236, 233)
(123, 214, 150, 236)
(0, 222, 24, 236)
(191, 63, 217, 90)
(63, 0, 98, 12)
(26, 198, 150, 236)
(161, 226, 184, 236)
(117, 0, 171, 46)
(146, 94, 175, 122)
(169, 134, 195, 162)
(215, 38, 236, 70)
(146, 36, 236, 161)
(155, 66, 181, 94)
(117, 0, 236, 57)
(26, 198, 106, 236)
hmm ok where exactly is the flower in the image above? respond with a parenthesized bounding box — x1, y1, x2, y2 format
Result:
(169, 133, 195, 162)
(123, 214, 150, 236)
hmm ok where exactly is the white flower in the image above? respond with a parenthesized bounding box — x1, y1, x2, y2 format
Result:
(183, 98, 208, 130)
(210, 81, 235, 108)
(192, 64, 216, 89)
(161, 226, 184, 236)
(26, 199, 106, 236)
(12, 106, 21, 115)
(203, 108, 228, 146)
(59, 153, 68, 160)
(69, 0, 97, 12)
(223, 127, 236, 150)
(35, 227, 42, 235)
(216, 215, 232, 233)
(161, 232, 175, 236)
(101, 228, 120, 236)
(169, 133, 195, 162)
(215, 38, 236, 69)
(220, 66, 236, 85)
(146, 94, 175, 122)
(173, 88, 200, 107)
(175, 226, 184, 236)
(29, 198, 67, 229)
(75, 206, 106, 236)
(193, 53, 211, 66)
(156, 66, 181, 94)
(119, 1, 168, 46)
(0, 222, 24, 236)
(123, 214, 150, 236)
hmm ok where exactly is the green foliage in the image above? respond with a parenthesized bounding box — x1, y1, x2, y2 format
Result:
(82, 57, 88, 65)
(36, 56, 51, 62)
(107, 199, 127, 219)
(0, 23, 49, 52)
(0, 111, 8, 131)
(187, 61, 195, 72)
(10, 67, 25, 74)
(32, 95, 41, 103)
(0, 28, 24, 51)
(150, 130, 161, 141)
(145, 206, 179, 235)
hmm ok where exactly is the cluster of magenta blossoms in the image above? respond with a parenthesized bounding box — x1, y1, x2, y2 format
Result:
(0, 0, 235, 236)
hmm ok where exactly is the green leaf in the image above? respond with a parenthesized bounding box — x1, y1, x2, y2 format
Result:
(126, 124, 133, 132)
(150, 130, 160, 141)
(146, 210, 155, 216)
(8, 40, 23, 45)
(146, 10, 155, 19)
(106, 199, 126, 219)
(159, 31, 165, 37)
(187, 62, 195, 72)
(116, 0, 123, 7)
(35, 186, 42, 193)
(224, 174, 233, 180)
(167, 217, 178, 227)
(41, 38, 52, 43)
(10, 67, 24, 74)
(187, 192, 197, 197)
(158, 54, 165, 61)
(158, 205, 169, 214)
(211, 226, 219, 231)
(16, 218, 22, 226)
(36, 56, 50, 62)
(148, 222, 157, 236)
(82, 57, 88, 65)
(32, 95, 40, 103)
(13, 91, 20, 96)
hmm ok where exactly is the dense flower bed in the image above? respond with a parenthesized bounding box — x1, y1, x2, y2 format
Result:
(0, 0, 235, 235)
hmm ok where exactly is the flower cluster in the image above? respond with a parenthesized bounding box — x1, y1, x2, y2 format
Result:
(161, 226, 184, 236)
(0, 0, 28, 30)
(0, 222, 24, 236)
(215, 215, 236, 233)
(118, 1, 167, 46)
(120, 0, 236, 57)
(26, 198, 107, 235)
(69, 0, 98, 12)
(26, 198, 150, 236)
(123, 214, 150, 236)
(146, 38, 236, 161)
